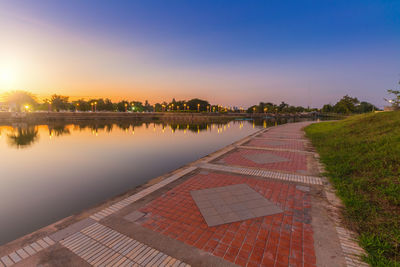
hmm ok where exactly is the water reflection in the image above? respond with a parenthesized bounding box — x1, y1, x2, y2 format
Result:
(7, 127, 38, 148)
(48, 125, 71, 137)
(0, 117, 316, 245)
(0, 117, 304, 149)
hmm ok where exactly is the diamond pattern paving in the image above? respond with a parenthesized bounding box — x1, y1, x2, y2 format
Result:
(257, 132, 304, 139)
(243, 152, 290, 164)
(217, 148, 309, 174)
(139, 171, 316, 267)
(246, 138, 306, 151)
(191, 184, 283, 226)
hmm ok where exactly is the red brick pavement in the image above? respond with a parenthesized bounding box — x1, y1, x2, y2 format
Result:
(139, 172, 316, 267)
(217, 148, 308, 174)
(257, 132, 304, 139)
(245, 138, 306, 151)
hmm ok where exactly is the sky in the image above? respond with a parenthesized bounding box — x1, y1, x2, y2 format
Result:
(0, 0, 399, 108)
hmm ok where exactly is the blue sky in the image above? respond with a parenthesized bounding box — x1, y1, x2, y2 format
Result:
(1, 0, 399, 107)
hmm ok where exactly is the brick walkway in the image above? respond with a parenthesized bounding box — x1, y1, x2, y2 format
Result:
(245, 138, 306, 151)
(0, 121, 369, 267)
(138, 172, 315, 267)
(216, 148, 309, 174)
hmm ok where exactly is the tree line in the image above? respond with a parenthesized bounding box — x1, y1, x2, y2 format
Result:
(247, 95, 379, 115)
(1, 90, 385, 114)
(2, 91, 218, 113)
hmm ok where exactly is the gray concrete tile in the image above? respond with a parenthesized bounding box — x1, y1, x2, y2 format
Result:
(199, 207, 218, 216)
(221, 212, 240, 223)
(204, 215, 223, 227)
(195, 199, 213, 208)
(230, 202, 247, 211)
(124, 211, 146, 222)
(191, 183, 283, 226)
(243, 152, 290, 164)
(214, 205, 231, 214)
(296, 185, 310, 192)
(236, 209, 255, 220)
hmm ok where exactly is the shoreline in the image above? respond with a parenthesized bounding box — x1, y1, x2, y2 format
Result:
(0, 124, 264, 252)
(0, 121, 368, 267)
(0, 111, 318, 124)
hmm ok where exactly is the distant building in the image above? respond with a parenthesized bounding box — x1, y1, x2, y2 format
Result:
(384, 106, 395, 111)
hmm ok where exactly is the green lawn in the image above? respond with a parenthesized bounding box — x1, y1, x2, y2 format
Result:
(305, 112, 400, 267)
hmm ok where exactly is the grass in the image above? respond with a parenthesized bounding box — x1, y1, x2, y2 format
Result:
(305, 111, 400, 267)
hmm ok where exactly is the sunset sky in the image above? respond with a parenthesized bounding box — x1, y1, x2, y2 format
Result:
(0, 0, 399, 107)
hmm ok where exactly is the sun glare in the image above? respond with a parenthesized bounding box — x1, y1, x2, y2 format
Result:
(0, 67, 17, 91)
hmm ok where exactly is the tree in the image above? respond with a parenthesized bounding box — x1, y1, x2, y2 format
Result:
(5, 90, 37, 112)
(186, 98, 209, 112)
(73, 99, 91, 111)
(51, 94, 70, 111)
(278, 101, 289, 112)
(333, 95, 359, 114)
(385, 81, 400, 110)
(356, 102, 378, 113)
(130, 101, 144, 112)
(116, 100, 129, 112)
(322, 104, 334, 113)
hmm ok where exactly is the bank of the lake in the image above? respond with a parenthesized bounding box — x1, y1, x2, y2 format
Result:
(305, 111, 400, 267)
(0, 111, 318, 124)
(0, 119, 264, 245)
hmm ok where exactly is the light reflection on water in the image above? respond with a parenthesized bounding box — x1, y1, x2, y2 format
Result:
(0, 119, 268, 245)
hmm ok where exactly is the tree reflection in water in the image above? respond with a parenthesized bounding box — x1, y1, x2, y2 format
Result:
(7, 127, 39, 149)
(3, 118, 296, 149)
(48, 125, 71, 137)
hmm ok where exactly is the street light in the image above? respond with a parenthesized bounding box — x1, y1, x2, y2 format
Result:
(124, 103, 128, 112)
(197, 103, 200, 112)
(47, 100, 52, 112)
(94, 101, 97, 112)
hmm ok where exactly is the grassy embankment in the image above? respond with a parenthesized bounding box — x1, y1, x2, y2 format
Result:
(305, 112, 400, 267)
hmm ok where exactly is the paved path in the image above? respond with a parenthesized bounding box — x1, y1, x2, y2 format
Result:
(0, 121, 368, 267)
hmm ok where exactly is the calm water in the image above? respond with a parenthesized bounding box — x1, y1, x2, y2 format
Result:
(0, 119, 274, 245)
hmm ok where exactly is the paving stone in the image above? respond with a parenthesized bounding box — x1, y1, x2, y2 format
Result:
(191, 184, 283, 226)
(8, 252, 21, 263)
(15, 249, 29, 260)
(49, 217, 96, 242)
(124, 211, 146, 223)
(0, 256, 13, 267)
(243, 152, 290, 164)
(296, 185, 310, 192)
(30, 242, 43, 252)
(22, 246, 36, 256)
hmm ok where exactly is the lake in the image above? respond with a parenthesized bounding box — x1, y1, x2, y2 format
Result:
(1, 119, 276, 245)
